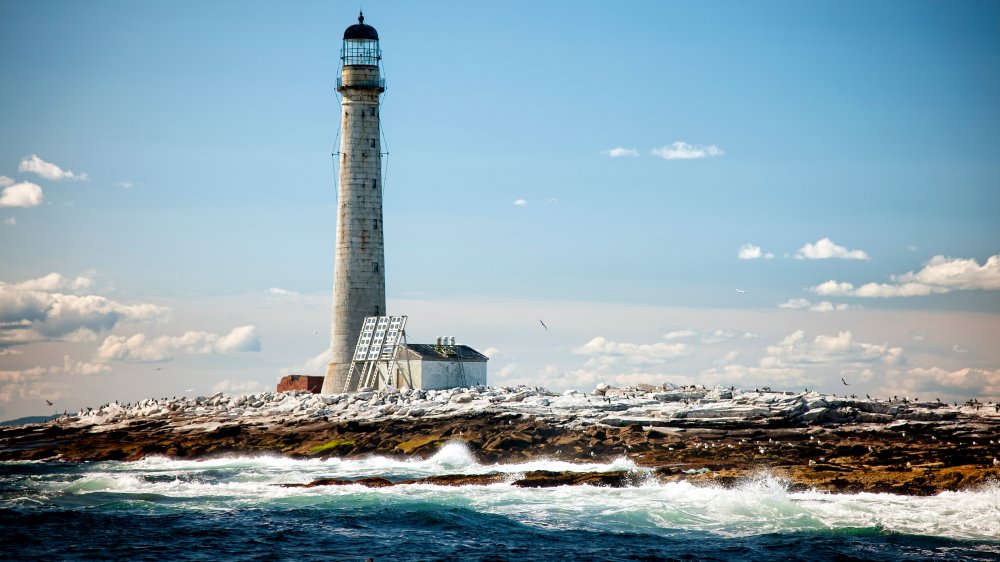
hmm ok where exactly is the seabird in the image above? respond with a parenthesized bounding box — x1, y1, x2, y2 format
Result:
(736, 289, 746, 294)
(841, 378, 849, 386)
(45, 400, 53, 407)
(539, 319, 548, 330)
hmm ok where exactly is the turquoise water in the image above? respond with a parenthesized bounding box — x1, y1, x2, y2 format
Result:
(2, 443, 998, 561)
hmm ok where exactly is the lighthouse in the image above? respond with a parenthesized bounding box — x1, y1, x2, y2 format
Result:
(323, 12, 386, 394)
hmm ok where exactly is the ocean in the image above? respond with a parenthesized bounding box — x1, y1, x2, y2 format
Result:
(2, 442, 998, 561)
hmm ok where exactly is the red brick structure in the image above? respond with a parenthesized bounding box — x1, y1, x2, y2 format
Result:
(276, 375, 324, 394)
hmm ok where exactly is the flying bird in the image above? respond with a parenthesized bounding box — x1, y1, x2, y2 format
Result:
(539, 319, 548, 330)
(841, 378, 850, 386)
(736, 289, 746, 294)
(45, 400, 53, 407)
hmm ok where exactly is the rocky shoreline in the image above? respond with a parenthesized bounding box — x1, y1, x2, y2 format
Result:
(2, 384, 998, 495)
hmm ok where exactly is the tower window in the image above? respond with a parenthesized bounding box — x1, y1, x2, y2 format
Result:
(373, 218, 379, 230)
(372, 179, 377, 189)
(373, 261, 379, 273)
(371, 139, 376, 148)
(370, 108, 376, 116)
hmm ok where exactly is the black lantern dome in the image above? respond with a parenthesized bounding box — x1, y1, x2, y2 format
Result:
(342, 12, 380, 66)
(343, 12, 378, 40)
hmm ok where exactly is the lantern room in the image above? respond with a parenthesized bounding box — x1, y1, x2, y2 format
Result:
(342, 12, 380, 67)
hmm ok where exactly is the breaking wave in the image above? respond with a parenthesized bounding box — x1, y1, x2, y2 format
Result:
(3, 442, 998, 543)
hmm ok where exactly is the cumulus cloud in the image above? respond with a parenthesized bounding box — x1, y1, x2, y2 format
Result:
(662, 329, 698, 340)
(18, 154, 88, 181)
(278, 349, 331, 378)
(13, 273, 94, 293)
(777, 298, 855, 312)
(96, 325, 261, 362)
(807, 301, 852, 313)
(795, 238, 869, 260)
(0, 355, 110, 403)
(778, 298, 811, 310)
(0, 181, 43, 208)
(115, 181, 134, 189)
(513, 199, 527, 206)
(738, 243, 774, 260)
(650, 141, 724, 160)
(884, 367, 1000, 402)
(659, 329, 757, 343)
(700, 330, 903, 390)
(574, 336, 690, 366)
(0, 176, 13, 187)
(267, 287, 298, 297)
(811, 253, 1000, 298)
(765, 330, 904, 366)
(0, 273, 170, 348)
(602, 147, 638, 158)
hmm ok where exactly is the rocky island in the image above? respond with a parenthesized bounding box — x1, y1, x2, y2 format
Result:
(2, 384, 998, 495)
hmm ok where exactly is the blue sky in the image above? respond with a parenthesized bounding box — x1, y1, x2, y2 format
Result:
(1, 1, 998, 419)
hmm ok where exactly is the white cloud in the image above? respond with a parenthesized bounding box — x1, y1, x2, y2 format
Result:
(0, 274, 170, 348)
(0, 181, 43, 208)
(699, 330, 903, 390)
(279, 349, 330, 378)
(795, 238, 869, 260)
(603, 147, 638, 158)
(13, 272, 94, 293)
(777, 298, 855, 312)
(650, 141, 724, 160)
(884, 367, 1000, 401)
(765, 330, 904, 366)
(4, 217, 14, 226)
(811, 253, 1000, 298)
(513, 199, 527, 206)
(0, 355, 110, 404)
(0, 176, 13, 187)
(952, 344, 968, 354)
(738, 243, 774, 260)
(658, 329, 754, 343)
(662, 329, 698, 340)
(61, 355, 111, 376)
(97, 325, 261, 362)
(212, 379, 264, 394)
(808, 301, 852, 313)
(115, 181, 134, 189)
(18, 154, 88, 181)
(574, 336, 690, 365)
(896, 253, 1000, 290)
(267, 287, 299, 297)
(778, 298, 811, 310)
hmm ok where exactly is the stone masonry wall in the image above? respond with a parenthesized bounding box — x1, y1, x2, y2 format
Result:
(323, 64, 386, 394)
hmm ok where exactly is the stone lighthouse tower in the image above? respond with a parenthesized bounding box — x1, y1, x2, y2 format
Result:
(323, 12, 386, 394)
